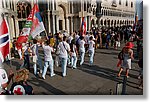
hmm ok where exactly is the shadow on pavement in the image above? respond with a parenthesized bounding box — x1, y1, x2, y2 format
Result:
(28, 77, 67, 95)
(78, 64, 141, 90)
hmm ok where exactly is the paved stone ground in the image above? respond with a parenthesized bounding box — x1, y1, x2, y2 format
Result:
(3, 43, 143, 95)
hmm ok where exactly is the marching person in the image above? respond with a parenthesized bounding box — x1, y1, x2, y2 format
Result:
(88, 36, 95, 66)
(42, 40, 55, 79)
(79, 36, 85, 66)
(117, 42, 134, 78)
(20, 43, 31, 71)
(57, 36, 70, 77)
(70, 39, 78, 69)
(31, 39, 43, 76)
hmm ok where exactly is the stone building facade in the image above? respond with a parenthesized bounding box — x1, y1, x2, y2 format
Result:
(96, 0, 135, 27)
(0, 0, 135, 40)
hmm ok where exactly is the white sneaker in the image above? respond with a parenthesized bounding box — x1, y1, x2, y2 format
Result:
(42, 76, 45, 80)
(51, 73, 56, 77)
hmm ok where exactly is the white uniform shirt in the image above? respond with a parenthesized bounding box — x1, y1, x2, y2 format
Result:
(79, 40, 85, 52)
(43, 45, 53, 61)
(68, 36, 73, 44)
(0, 69, 8, 93)
(75, 35, 80, 42)
(58, 41, 70, 58)
(71, 45, 77, 57)
(88, 40, 95, 51)
(31, 44, 39, 56)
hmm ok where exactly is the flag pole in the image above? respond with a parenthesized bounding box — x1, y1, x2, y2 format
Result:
(44, 30, 49, 40)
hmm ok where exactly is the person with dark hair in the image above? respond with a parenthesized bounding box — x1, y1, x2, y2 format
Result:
(79, 36, 85, 65)
(20, 43, 31, 71)
(42, 40, 55, 79)
(57, 36, 70, 77)
(70, 39, 78, 69)
(117, 42, 134, 78)
(30, 39, 43, 76)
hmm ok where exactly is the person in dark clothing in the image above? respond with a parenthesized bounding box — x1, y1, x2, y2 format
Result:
(10, 68, 33, 95)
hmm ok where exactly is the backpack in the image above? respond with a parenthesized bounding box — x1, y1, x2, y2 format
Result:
(118, 51, 124, 60)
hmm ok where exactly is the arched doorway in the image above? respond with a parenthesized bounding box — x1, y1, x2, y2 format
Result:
(101, 19, 103, 26)
(111, 20, 113, 26)
(117, 20, 119, 26)
(104, 20, 106, 26)
(58, 4, 67, 31)
(114, 20, 116, 27)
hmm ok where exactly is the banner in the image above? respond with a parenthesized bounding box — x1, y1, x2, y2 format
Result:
(16, 4, 45, 49)
(30, 4, 45, 38)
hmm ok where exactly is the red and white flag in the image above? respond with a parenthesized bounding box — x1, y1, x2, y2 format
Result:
(0, 17, 10, 63)
(16, 4, 45, 50)
(80, 17, 86, 36)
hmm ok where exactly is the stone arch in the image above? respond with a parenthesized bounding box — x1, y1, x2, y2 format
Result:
(101, 19, 103, 26)
(114, 20, 116, 26)
(58, 4, 68, 31)
(111, 20, 113, 26)
(120, 20, 122, 26)
(122, 20, 124, 25)
(104, 19, 106, 26)
(117, 20, 119, 26)
(107, 19, 110, 27)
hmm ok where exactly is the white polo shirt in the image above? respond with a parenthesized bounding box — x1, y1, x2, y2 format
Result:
(88, 40, 95, 51)
(79, 40, 85, 52)
(43, 45, 53, 61)
(58, 41, 70, 58)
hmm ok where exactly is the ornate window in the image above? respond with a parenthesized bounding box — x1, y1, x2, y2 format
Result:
(17, 1, 31, 19)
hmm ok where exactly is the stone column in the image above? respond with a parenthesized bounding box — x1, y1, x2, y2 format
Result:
(52, 0, 55, 34)
(71, 1, 74, 13)
(68, 1, 70, 14)
(56, 15, 59, 33)
(48, 1, 51, 34)
(15, 18, 19, 37)
(66, 17, 69, 32)
(70, 17, 74, 33)
(10, 17, 15, 39)
(89, 16, 91, 30)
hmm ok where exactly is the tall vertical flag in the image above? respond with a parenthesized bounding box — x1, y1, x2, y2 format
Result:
(30, 4, 45, 38)
(0, 17, 10, 63)
(80, 17, 86, 36)
(16, 4, 45, 49)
